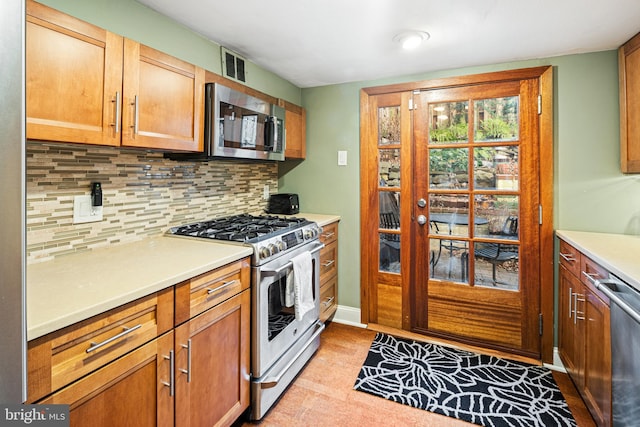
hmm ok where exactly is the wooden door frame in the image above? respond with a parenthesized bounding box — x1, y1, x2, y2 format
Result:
(360, 66, 554, 363)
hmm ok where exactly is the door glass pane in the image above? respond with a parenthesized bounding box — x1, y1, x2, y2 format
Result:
(380, 233, 400, 273)
(428, 101, 469, 144)
(379, 191, 400, 229)
(430, 238, 469, 283)
(474, 242, 519, 290)
(429, 148, 469, 188)
(474, 96, 519, 142)
(378, 106, 400, 145)
(429, 194, 469, 238)
(474, 146, 519, 190)
(379, 148, 400, 187)
(473, 196, 519, 238)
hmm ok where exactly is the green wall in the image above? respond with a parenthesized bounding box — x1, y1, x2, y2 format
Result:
(37, 0, 302, 104)
(279, 51, 640, 310)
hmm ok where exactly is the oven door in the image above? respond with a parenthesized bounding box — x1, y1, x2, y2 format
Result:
(252, 240, 323, 378)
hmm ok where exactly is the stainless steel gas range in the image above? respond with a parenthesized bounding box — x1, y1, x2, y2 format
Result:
(168, 214, 325, 420)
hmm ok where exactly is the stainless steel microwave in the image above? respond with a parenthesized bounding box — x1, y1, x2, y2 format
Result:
(205, 83, 285, 161)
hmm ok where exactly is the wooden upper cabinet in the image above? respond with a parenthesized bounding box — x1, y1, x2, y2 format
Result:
(26, 0, 204, 152)
(121, 40, 204, 151)
(26, 0, 123, 146)
(619, 31, 640, 173)
(280, 99, 306, 159)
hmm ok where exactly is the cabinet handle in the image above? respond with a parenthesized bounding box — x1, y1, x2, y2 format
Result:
(162, 350, 175, 397)
(581, 271, 600, 285)
(179, 339, 192, 383)
(574, 293, 586, 323)
(131, 95, 139, 136)
(111, 91, 121, 134)
(321, 259, 335, 268)
(206, 279, 237, 294)
(322, 296, 335, 308)
(559, 252, 577, 263)
(568, 287, 573, 319)
(321, 231, 335, 239)
(86, 324, 142, 353)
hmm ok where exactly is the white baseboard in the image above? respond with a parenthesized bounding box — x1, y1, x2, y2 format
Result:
(331, 305, 367, 328)
(544, 347, 567, 372)
(330, 305, 568, 372)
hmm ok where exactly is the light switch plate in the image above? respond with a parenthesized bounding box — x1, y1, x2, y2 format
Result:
(338, 150, 348, 166)
(73, 195, 103, 224)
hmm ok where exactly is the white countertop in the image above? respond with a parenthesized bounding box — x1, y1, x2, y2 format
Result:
(290, 213, 340, 227)
(27, 236, 253, 340)
(556, 230, 640, 291)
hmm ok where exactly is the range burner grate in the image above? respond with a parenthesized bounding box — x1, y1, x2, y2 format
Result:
(169, 214, 308, 242)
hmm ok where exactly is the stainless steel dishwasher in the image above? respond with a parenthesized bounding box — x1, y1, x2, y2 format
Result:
(596, 274, 640, 427)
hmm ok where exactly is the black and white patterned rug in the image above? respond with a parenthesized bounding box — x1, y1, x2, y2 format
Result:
(354, 333, 576, 427)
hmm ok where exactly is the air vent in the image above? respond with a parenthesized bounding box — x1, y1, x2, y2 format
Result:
(221, 47, 246, 83)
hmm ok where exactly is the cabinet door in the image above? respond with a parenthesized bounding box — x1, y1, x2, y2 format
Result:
(619, 31, 640, 173)
(584, 291, 612, 427)
(558, 264, 585, 389)
(175, 289, 250, 427)
(26, 0, 123, 146)
(39, 333, 174, 427)
(280, 100, 306, 159)
(122, 39, 204, 152)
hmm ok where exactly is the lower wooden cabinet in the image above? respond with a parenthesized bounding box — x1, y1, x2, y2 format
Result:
(319, 220, 339, 322)
(174, 288, 250, 427)
(29, 257, 251, 427)
(558, 238, 611, 427)
(39, 332, 174, 427)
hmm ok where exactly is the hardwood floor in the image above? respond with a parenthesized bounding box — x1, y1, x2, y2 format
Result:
(241, 321, 596, 427)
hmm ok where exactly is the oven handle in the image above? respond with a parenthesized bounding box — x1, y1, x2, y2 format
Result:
(259, 321, 325, 389)
(261, 243, 324, 276)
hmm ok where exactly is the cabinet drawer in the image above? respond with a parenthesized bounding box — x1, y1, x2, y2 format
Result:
(319, 221, 338, 246)
(27, 287, 174, 402)
(175, 257, 250, 324)
(558, 239, 581, 277)
(580, 256, 610, 303)
(319, 240, 338, 284)
(319, 275, 337, 323)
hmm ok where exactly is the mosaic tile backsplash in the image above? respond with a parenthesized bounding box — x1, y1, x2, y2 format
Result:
(27, 142, 278, 263)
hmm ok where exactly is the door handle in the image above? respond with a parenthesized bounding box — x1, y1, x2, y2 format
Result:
(417, 198, 427, 208)
(417, 215, 427, 225)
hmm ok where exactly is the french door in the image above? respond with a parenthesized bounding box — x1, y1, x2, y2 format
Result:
(412, 80, 541, 355)
(360, 67, 553, 360)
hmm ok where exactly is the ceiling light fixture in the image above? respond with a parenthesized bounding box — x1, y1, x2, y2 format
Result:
(393, 31, 430, 50)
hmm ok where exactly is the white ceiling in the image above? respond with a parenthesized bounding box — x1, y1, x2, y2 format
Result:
(137, 0, 640, 88)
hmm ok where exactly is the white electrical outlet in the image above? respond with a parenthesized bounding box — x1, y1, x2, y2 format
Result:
(263, 184, 270, 200)
(73, 195, 103, 224)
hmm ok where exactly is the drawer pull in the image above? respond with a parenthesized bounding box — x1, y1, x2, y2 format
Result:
(321, 260, 335, 268)
(581, 271, 600, 285)
(321, 231, 335, 239)
(322, 296, 335, 308)
(559, 252, 577, 263)
(86, 324, 142, 353)
(207, 279, 237, 294)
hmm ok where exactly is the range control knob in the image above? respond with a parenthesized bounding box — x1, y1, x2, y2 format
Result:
(275, 240, 286, 252)
(268, 243, 279, 254)
(303, 228, 317, 240)
(258, 246, 271, 259)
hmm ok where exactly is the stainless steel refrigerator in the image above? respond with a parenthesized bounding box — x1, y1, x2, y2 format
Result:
(0, 0, 27, 403)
